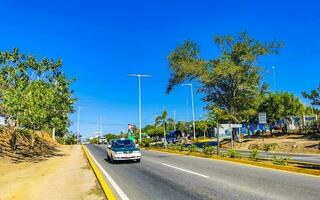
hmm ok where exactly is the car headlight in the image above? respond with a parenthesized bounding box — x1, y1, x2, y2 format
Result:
(133, 151, 140, 154)
(113, 151, 123, 154)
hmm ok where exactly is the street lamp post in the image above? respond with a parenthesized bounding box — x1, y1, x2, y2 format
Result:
(77, 106, 81, 144)
(182, 83, 196, 140)
(272, 66, 276, 90)
(128, 74, 151, 143)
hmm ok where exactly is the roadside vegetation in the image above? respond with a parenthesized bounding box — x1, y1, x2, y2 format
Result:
(138, 32, 319, 156)
(0, 48, 76, 160)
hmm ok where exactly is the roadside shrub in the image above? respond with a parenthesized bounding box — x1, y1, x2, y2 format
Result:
(220, 152, 228, 157)
(188, 144, 197, 153)
(249, 149, 259, 161)
(141, 138, 153, 147)
(226, 149, 241, 158)
(263, 143, 277, 158)
(272, 156, 291, 166)
(56, 137, 65, 144)
(178, 143, 185, 152)
(203, 143, 216, 155)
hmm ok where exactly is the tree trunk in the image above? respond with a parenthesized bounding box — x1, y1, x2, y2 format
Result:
(31, 132, 35, 148)
(10, 128, 17, 151)
(163, 126, 167, 148)
(217, 125, 220, 156)
(52, 128, 56, 141)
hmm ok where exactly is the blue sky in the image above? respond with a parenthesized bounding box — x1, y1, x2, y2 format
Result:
(1, 0, 319, 138)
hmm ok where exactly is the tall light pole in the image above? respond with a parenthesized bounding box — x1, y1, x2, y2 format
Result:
(272, 66, 276, 90)
(173, 111, 176, 131)
(77, 106, 81, 144)
(182, 83, 196, 140)
(128, 74, 151, 143)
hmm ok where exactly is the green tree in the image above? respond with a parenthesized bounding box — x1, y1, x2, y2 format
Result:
(155, 111, 174, 147)
(195, 120, 209, 138)
(302, 84, 320, 108)
(0, 48, 75, 148)
(259, 92, 305, 134)
(167, 32, 283, 123)
(175, 121, 189, 135)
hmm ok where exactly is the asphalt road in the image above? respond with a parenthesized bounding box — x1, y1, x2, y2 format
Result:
(86, 144, 320, 200)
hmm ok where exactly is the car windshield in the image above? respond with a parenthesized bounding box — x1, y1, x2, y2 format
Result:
(112, 140, 135, 148)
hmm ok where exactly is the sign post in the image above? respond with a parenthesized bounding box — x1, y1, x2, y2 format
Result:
(259, 112, 267, 124)
(128, 124, 135, 142)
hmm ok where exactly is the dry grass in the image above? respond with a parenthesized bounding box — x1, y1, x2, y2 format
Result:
(221, 132, 320, 154)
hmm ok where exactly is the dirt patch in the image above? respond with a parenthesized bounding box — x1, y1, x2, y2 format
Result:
(0, 128, 61, 163)
(0, 145, 106, 200)
(221, 133, 320, 154)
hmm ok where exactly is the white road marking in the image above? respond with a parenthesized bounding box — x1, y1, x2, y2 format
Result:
(161, 163, 209, 178)
(86, 147, 130, 200)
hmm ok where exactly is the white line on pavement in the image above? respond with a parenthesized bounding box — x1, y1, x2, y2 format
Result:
(161, 163, 209, 178)
(86, 147, 130, 200)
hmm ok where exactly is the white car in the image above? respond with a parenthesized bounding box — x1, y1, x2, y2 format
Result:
(106, 139, 141, 163)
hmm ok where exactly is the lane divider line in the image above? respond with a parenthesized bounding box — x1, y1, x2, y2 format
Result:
(161, 163, 209, 178)
(82, 145, 130, 200)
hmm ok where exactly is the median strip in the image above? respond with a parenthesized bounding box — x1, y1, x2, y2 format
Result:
(147, 148, 320, 177)
(161, 163, 209, 178)
(82, 145, 129, 200)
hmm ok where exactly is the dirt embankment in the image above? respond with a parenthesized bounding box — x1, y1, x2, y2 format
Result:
(0, 128, 60, 163)
(221, 133, 320, 154)
(0, 128, 105, 200)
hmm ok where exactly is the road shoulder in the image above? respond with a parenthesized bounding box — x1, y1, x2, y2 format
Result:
(0, 145, 106, 200)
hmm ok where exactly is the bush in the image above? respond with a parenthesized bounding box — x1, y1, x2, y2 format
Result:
(249, 149, 259, 161)
(188, 144, 197, 153)
(272, 156, 291, 166)
(203, 143, 216, 155)
(220, 152, 228, 157)
(178, 143, 185, 152)
(263, 143, 277, 158)
(141, 138, 153, 147)
(226, 149, 241, 158)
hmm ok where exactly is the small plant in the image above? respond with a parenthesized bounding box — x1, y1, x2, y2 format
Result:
(272, 156, 291, 166)
(263, 143, 277, 159)
(188, 144, 197, 153)
(178, 143, 185, 152)
(226, 149, 241, 158)
(249, 149, 259, 161)
(220, 152, 228, 157)
(203, 143, 216, 155)
(141, 138, 153, 147)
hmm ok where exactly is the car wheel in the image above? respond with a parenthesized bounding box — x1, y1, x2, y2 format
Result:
(136, 159, 141, 163)
(110, 155, 115, 164)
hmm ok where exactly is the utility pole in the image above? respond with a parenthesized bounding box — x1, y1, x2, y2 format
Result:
(182, 83, 196, 140)
(173, 111, 176, 131)
(217, 123, 220, 156)
(272, 66, 276, 90)
(77, 106, 81, 144)
(128, 74, 151, 143)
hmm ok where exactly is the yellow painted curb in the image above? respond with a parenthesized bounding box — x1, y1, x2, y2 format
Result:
(82, 145, 117, 200)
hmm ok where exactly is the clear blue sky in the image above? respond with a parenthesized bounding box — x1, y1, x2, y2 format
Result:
(1, 0, 319, 138)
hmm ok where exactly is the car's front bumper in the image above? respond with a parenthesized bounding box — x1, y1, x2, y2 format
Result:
(113, 153, 141, 160)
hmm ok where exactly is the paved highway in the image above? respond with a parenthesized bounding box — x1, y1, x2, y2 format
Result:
(86, 144, 320, 200)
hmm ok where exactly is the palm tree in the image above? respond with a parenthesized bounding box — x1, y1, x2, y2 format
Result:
(155, 111, 174, 148)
